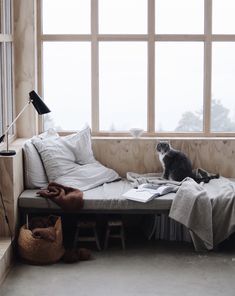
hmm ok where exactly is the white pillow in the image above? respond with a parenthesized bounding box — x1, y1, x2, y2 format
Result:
(23, 128, 59, 189)
(50, 162, 120, 191)
(63, 125, 95, 165)
(32, 135, 120, 191)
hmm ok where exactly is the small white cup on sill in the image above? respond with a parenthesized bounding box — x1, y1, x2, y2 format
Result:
(129, 128, 144, 138)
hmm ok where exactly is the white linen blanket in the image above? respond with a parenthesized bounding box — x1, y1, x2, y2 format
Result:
(127, 172, 235, 251)
(170, 177, 235, 251)
(169, 178, 213, 250)
(126, 172, 182, 189)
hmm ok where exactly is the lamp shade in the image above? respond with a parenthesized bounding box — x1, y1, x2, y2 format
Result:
(29, 90, 51, 115)
(0, 90, 51, 156)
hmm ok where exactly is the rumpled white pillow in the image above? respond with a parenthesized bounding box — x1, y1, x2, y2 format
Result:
(23, 128, 59, 189)
(63, 125, 95, 165)
(32, 128, 120, 191)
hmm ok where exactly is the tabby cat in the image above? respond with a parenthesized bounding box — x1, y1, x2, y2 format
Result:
(156, 141, 219, 183)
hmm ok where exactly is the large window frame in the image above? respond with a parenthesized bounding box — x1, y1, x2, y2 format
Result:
(38, 0, 235, 137)
(0, 0, 14, 141)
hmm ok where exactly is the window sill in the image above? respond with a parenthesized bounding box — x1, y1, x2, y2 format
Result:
(91, 136, 235, 141)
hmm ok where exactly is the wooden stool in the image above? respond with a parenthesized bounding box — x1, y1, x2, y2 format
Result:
(104, 220, 125, 250)
(73, 220, 101, 251)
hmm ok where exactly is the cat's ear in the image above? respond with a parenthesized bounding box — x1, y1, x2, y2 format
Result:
(163, 140, 171, 149)
(161, 140, 170, 145)
(155, 141, 160, 151)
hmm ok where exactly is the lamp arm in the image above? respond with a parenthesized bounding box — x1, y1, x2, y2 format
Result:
(0, 99, 31, 143)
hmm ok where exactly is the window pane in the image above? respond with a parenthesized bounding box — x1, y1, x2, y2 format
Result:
(42, 0, 90, 34)
(99, 42, 147, 131)
(155, 0, 204, 34)
(99, 0, 147, 34)
(43, 42, 91, 131)
(213, 0, 235, 34)
(4, 0, 12, 34)
(211, 43, 235, 132)
(155, 42, 203, 132)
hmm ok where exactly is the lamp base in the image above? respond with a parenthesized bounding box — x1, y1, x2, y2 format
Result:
(0, 150, 16, 156)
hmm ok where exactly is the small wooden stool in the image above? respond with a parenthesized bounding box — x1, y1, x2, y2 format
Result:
(73, 220, 101, 251)
(104, 220, 125, 250)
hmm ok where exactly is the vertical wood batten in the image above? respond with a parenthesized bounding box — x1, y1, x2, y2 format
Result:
(147, 0, 155, 133)
(203, 0, 212, 136)
(14, 0, 37, 138)
(37, 0, 43, 133)
(91, 0, 99, 132)
(10, 0, 16, 138)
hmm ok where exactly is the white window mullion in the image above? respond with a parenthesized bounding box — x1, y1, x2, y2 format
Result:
(148, 0, 155, 133)
(98, 35, 147, 41)
(91, 0, 99, 133)
(155, 35, 204, 41)
(212, 35, 235, 41)
(203, 0, 212, 135)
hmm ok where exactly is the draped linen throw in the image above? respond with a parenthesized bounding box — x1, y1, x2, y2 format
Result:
(127, 172, 235, 251)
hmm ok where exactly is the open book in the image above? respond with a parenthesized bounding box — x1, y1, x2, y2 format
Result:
(122, 183, 175, 203)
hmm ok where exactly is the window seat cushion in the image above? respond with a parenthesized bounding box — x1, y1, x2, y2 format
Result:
(18, 179, 174, 213)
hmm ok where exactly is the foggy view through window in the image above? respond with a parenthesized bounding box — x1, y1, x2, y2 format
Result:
(99, 42, 147, 131)
(155, 42, 203, 132)
(42, 0, 235, 134)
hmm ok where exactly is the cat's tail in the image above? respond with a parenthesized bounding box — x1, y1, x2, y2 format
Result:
(192, 168, 220, 184)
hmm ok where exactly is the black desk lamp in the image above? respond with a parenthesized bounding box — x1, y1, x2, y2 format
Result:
(0, 90, 50, 156)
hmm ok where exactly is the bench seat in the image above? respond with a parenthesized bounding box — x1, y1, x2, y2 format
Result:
(18, 179, 174, 214)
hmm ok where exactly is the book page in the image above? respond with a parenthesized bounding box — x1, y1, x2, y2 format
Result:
(122, 189, 154, 203)
(137, 184, 175, 196)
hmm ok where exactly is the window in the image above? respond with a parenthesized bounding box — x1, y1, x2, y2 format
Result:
(99, 42, 147, 131)
(211, 43, 235, 132)
(99, 0, 147, 34)
(43, 42, 91, 130)
(40, 0, 235, 136)
(0, 0, 14, 138)
(155, 0, 204, 34)
(155, 42, 203, 132)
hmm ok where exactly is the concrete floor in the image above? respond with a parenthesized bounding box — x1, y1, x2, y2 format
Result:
(1, 237, 235, 296)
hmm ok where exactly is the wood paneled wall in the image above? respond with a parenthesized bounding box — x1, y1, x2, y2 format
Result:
(0, 146, 24, 237)
(92, 138, 235, 178)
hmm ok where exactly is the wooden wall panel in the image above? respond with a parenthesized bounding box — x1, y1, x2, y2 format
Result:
(0, 145, 24, 237)
(92, 138, 235, 178)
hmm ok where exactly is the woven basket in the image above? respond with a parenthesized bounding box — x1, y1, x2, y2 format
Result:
(18, 216, 65, 265)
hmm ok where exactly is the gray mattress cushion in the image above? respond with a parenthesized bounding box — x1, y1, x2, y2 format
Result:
(18, 179, 174, 212)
